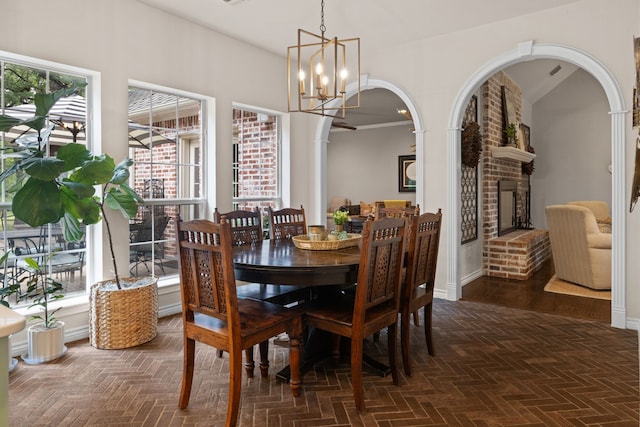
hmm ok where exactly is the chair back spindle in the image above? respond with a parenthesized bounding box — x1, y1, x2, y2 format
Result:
(268, 206, 306, 240)
(214, 207, 263, 246)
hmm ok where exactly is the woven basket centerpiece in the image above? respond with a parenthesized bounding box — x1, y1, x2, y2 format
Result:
(89, 276, 158, 350)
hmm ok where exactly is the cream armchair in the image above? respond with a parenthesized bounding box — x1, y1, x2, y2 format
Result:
(545, 205, 611, 290)
(567, 200, 611, 233)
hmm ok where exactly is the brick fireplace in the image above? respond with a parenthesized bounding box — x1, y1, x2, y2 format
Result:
(481, 72, 551, 279)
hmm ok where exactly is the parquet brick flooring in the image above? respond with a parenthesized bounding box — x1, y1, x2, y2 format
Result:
(8, 299, 639, 426)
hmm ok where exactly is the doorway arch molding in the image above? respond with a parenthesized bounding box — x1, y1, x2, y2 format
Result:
(447, 40, 627, 328)
(313, 75, 425, 223)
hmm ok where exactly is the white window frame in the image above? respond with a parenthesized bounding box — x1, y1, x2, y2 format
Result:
(0, 49, 101, 295)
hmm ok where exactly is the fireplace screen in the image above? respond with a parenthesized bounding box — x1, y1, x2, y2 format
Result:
(498, 180, 518, 236)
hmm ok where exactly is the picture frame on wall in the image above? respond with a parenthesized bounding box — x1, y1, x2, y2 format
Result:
(501, 85, 518, 145)
(398, 155, 416, 192)
(519, 123, 530, 151)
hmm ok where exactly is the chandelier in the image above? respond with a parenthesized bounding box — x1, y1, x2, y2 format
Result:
(287, 0, 360, 118)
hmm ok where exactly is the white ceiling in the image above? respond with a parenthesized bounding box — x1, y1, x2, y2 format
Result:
(138, 0, 582, 127)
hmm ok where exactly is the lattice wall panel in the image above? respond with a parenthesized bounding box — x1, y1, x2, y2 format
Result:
(461, 165, 478, 243)
(461, 95, 478, 243)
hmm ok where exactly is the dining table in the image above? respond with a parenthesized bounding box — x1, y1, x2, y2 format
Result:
(232, 237, 392, 381)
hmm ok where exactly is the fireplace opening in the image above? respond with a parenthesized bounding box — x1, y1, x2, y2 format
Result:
(498, 180, 517, 236)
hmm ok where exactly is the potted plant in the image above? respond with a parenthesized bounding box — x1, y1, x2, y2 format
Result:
(17, 255, 66, 364)
(503, 122, 518, 147)
(332, 209, 349, 235)
(0, 85, 158, 351)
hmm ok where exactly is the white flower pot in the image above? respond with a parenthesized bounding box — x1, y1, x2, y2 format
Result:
(22, 321, 66, 364)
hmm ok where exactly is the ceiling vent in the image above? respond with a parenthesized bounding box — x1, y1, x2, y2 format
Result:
(549, 65, 562, 76)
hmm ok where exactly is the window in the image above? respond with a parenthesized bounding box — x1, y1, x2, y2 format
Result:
(128, 84, 206, 279)
(232, 107, 281, 224)
(0, 54, 92, 305)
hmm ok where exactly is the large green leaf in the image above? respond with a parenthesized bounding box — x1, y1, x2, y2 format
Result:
(120, 183, 143, 203)
(105, 187, 140, 219)
(59, 211, 85, 242)
(60, 184, 100, 224)
(21, 157, 66, 181)
(56, 143, 92, 170)
(33, 87, 80, 117)
(0, 115, 23, 132)
(110, 158, 133, 185)
(61, 180, 95, 199)
(71, 154, 114, 185)
(12, 179, 62, 226)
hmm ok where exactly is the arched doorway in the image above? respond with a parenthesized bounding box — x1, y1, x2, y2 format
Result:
(312, 76, 425, 222)
(447, 41, 627, 328)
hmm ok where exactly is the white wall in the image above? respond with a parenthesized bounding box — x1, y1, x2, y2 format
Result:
(530, 68, 611, 228)
(326, 125, 416, 206)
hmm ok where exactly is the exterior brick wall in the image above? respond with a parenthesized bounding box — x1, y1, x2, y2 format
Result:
(233, 109, 278, 201)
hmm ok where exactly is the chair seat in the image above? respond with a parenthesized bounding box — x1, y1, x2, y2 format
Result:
(194, 298, 301, 345)
(236, 282, 311, 305)
(305, 295, 399, 338)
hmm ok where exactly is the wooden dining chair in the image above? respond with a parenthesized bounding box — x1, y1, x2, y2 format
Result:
(375, 204, 421, 327)
(400, 210, 442, 376)
(303, 217, 407, 413)
(176, 218, 302, 427)
(213, 208, 311, 306)
(268, 205, 306, 240)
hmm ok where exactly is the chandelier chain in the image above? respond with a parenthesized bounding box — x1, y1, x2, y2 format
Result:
(320, 0, 326, 35)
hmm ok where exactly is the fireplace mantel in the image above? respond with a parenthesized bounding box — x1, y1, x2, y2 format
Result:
(491, 146, 536, 162)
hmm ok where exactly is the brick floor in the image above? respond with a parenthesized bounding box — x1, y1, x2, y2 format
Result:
(8, 299, 639, 426)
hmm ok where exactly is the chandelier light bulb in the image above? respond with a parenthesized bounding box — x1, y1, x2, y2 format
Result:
(298, 70, 306, 95)
(340, 68, 348, 92)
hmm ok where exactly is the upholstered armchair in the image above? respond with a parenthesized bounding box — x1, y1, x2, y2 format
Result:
(545, 205, 611, 290)
(566, 200, 611, 233)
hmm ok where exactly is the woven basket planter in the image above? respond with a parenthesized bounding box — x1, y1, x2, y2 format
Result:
(89, 277, 158, 350)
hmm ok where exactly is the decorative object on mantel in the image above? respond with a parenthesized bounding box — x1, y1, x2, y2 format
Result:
(503, 122, 518, 147)
(287, 0, 360, 118)
(522, 145, 536, 175)
(519, 123, 535, 174)
(461, 121, 483, 167)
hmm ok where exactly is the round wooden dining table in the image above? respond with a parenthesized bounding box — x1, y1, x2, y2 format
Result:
(232, 238, 392, 380)
(232, 238, 361, 288)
